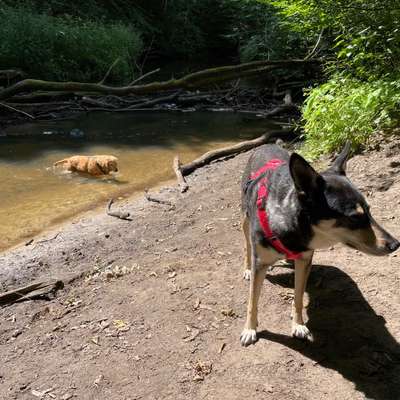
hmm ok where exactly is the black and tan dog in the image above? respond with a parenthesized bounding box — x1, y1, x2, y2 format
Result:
(240, 142, 399, 346)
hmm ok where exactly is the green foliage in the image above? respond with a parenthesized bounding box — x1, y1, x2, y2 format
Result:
(301, 76, 400, 159)
(262, 0, 400, 78)
(0, 6, 143, 82)
(224, 0, 308, 62)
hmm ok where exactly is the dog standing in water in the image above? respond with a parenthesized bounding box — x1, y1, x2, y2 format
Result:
(240, 142, 399, 346)
(54, 155, 118, 176)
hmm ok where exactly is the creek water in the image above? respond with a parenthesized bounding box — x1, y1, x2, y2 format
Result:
(0, 111, 277, 251)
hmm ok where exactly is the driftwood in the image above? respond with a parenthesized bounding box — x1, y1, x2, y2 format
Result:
(173, 156, 189, 193)
(144, 189, 175, 207)
(0, 59, 320, 101)
(0, 279, 64, 305)
(106, 199, 132, 220)
(172, 130, 296, 191)
(180, 132, 274, 176)
(0, 101, 35, 119)
(126, 91, 181, 110)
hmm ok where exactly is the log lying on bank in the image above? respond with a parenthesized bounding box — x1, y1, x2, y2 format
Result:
(180, 132, 274, 175)
(173, 130, 295, 192)
(0, 59, 320, 101)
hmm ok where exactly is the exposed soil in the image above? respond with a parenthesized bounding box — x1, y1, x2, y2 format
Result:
(1, 137, 400, 400)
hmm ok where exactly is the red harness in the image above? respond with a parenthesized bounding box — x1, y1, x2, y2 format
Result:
(250, 159, 302, 260)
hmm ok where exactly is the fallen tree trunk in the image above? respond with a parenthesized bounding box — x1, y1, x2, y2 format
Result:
(180, 132, 274, 176)
(0, 59, 320, 101)
(172, 130, 295, 191)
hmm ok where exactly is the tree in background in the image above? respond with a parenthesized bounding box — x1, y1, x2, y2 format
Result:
(262, 0, 400, 156)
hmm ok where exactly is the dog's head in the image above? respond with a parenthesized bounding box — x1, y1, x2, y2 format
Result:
(97, 155, 119, 174)
(289, 143, 399, 255)
(106, 156, 119, 173)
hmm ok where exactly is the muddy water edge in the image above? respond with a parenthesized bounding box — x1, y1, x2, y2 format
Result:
(0, 111, 278, 252)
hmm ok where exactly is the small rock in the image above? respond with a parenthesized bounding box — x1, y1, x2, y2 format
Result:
(93, 374, 103, 387)
(12, 329, 22, 338)
(62, 394, 73, 400)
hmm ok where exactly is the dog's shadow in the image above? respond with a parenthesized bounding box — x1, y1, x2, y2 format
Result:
(259, 264, 400, 400)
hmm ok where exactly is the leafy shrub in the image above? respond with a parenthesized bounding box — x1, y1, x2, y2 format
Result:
(0, 7, 143, 82)
(301, 75, 400, 158)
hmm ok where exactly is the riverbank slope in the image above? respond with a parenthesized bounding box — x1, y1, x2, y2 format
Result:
(1, 139, 400, 400)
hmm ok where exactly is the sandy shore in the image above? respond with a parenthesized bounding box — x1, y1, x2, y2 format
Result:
(1, 142, 400, 400)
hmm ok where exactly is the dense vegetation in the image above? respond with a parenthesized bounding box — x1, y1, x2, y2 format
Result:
(262, 0, 400, 156)
(0, 1, 308, 82)
(0, 0, 398, 155)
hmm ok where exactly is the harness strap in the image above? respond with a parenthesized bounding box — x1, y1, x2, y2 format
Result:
(251, 159, 302, 260)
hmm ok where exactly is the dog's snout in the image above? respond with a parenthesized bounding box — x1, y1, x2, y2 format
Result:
(386, 239, 400, 253)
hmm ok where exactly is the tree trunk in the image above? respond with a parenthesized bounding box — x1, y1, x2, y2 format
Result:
(0, 59, 320, 101)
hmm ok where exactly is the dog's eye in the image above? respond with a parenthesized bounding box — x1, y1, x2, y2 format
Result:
(346, 212, 369, 229)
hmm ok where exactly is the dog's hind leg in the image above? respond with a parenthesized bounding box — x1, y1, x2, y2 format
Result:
(242, 215, 252, 280)
(291, 250, 314, 341)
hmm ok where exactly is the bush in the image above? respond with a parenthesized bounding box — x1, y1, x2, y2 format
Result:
(301, 75, 400, 159)
(0, 7, 143, 82)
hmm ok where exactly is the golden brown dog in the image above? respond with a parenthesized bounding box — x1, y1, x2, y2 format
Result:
(54, 155, 118, 176)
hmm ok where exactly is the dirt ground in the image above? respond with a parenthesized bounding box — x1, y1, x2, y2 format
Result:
(1, 137, 400, 400)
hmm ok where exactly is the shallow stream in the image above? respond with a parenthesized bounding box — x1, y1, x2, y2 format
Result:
(0, 111, 277, 251)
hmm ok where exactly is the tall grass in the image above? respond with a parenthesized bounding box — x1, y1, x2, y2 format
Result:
(0, 7, 143, 82)
(301, 75, 400, 159)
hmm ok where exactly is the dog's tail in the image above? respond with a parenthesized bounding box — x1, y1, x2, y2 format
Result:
(53, 159, 68, 166)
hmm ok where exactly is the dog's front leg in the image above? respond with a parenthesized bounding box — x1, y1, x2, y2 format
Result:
(242, 215, 252, 280)
(291, 250, 314, 341)
(240, 258, 268, 346)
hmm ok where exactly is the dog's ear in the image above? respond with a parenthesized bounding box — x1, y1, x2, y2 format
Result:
(326, 141, 351, 175)
(289, 153, 323, 196)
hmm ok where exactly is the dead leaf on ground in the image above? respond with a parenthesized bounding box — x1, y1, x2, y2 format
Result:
(221, 308, 238, 318)
(191, 360, 212, 381)
(113, 319, 130, 331)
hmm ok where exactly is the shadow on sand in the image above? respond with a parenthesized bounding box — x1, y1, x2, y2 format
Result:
(259, 264, 400, 400)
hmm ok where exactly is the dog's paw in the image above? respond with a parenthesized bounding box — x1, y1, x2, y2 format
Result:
(291, 323, 313, 341)
(243, 269, 251, 281)
(240, 329, 257, 346)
